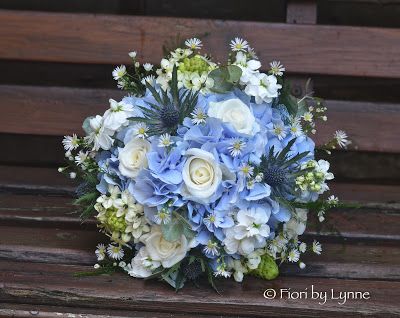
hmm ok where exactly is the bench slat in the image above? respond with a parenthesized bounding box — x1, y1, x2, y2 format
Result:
(1, 85, 400, 152)
(0, 10, 399, 78)
(1, 165, 399, 203)
(1, 261, 399, 317)
(1, 194, 399, 241)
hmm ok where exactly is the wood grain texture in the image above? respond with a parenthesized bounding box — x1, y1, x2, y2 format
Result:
(2, 165, 400, 203)
(1, 194, 399, 241)
(1, 85, 400, 152)
(286, 0, 317, 24)
(0, 10, 400, 78)
(1, 261, 399, 317)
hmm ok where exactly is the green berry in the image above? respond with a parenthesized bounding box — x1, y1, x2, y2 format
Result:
(251, 254, 279, 280)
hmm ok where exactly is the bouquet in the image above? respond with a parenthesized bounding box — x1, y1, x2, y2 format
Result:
(61, 37, 350, 290)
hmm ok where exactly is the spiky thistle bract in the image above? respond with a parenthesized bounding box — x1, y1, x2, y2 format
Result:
(257, 138, 311, 198)
(128, 66, 199, 136)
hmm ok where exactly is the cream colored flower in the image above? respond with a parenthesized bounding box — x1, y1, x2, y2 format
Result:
(208, 98, 259, 136)
(182, 148, 222, 204)
(144, 226, 189, 268)
(118, 138, 151, 178)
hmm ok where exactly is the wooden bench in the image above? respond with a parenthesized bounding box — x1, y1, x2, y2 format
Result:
(1, 1, 400, 317)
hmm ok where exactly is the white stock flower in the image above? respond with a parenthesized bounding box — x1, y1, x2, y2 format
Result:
(284, 208, 308, 238)
(245, 73, 282, 104)
(223, 206, 271, 256)
(182, 148, 223, 204)
(208, 98, 259, 135)
(103, 99, 134, 130)
(144, 226, 190, 268)
(86, 115, 114, 151)
(234, 51, 261, 84)
(118, 138, 151, 178)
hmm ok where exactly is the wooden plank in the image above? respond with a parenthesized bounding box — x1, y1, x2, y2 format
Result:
(1, 85, 400, 153)
(0, 10, 400, 78)
(1, 194, 399, 241)
(1, 261, 399, 317)
(286, 0, 317, 24)
(0, 303, 228, 318)
(317, 100, 400, 153)
(1, 165, 400, 203)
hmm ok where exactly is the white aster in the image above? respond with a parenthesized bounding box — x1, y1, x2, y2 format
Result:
(95, 243, 106, 261)
(327, 195, 339, 205)
(269, 61, 285, 76)
(128, 51, 137, 59)
(334, 130, 351, 148)
(185, 38, 202, 50)
(230, 37, 249, 52)
(288, 249, 300, 262)
(302, 112, 313, 122)
(133, 122, 149, 139)
(312, 240, 322, 255)
(228, 138, 246, 157)
(112, 65, 126, 80)
(153, 209, 171, 224)
(141, 75, 156, 85)
(299, 242, 307, 253)
(299, 262, 306, 269)
(158, 133, 174, 148)
(290, 118, 303, 137)
(143, 63, 153, 71)
(191, 107, 207, 125)
(107, 244, 125, 260)
(74, 150, 89, 166)
(239, 162, 254, 178)
(62, 134, 80, 151)
(214, 265, 232, 278)
(203, 240, 220, 256)
(272, 122, 287, 140)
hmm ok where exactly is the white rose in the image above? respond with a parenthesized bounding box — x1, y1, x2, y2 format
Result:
(208, 98, 259, 135)
(125, 246, 160, 278)
(144, 226, 189, 268)
(182, 148, 222, 204)
(118, 138, 151, 178)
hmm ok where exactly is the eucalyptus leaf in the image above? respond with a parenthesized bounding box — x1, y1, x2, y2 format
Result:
(209, 65, 242, 93)
(82, 116, 95, 135)
(161, 218, 184, 242)
(279, 81, 298, 116)
(226, 65, 242, 83)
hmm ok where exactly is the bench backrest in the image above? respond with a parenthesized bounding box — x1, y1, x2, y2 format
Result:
(0, 1, 399, 153)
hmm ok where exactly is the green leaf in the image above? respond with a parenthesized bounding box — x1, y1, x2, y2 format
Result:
(279, 81, 298, 116)
(226, 65, 242, 83)
(209, 65, 242, 93)
(82, 116, 95, 135)
(161, 218, 184, 242)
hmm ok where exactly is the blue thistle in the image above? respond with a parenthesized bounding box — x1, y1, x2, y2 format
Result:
(258, 138, 310, 198)
(128, 66, 199, 136)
